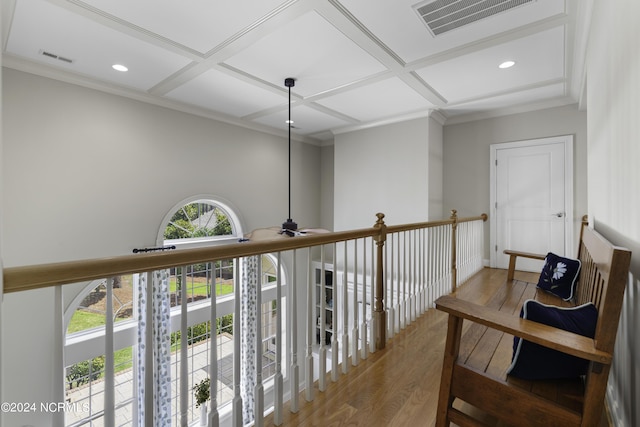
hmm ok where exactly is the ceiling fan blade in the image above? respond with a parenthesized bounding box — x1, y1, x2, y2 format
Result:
(243, 226, 330, 241)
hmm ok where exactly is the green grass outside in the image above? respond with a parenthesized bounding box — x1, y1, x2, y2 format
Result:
(168, 278, 234, 297)
(68, 310, 106, 334)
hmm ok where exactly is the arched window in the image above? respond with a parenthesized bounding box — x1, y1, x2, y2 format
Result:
(157, 196, 243, 249)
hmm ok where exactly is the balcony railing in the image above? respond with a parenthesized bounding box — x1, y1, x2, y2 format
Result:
(2, 210, 486, 427)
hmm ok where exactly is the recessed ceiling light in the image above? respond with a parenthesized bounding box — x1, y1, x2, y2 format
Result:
(112, 64, 128, 72)
(285, 120, 294, 124)
(498, 60, 516, 69)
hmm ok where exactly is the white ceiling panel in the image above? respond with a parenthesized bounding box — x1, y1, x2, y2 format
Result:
(316, 77, 436, 122)
(446, 83, 567, 118)
(6, 0, 192, 91)
(253, 105, 353, 136)
(2, 0, 586, 140)
(415, 26, 565, 102)
(78, 0, 287, 54)
(338, 0, 566, 63)
(224, 10, 387, 97)
(166, 69, 287, 118)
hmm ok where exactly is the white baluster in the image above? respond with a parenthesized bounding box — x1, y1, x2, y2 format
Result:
(331, 243, 339, 382)
(351, 240, 359, 367)
(145, 272, 154, 425)
(341, 242, 349, 375)
(209, 262, 219, 427)
(388, 233, 396, 337)
(305, 249, 314, 402)
(104, 278, 115, 427)
(274, 252, 283, 425)
(401, 231, 407, 330)
(232, 260, 243, 427)
(318, 248, 327, 392)
(289, 250, 299, 413)
(179, 268, 188, 427)
(254, 257, 264, 427)
(369, 237, 376, 354)
(361, 238, 368, 361)
(53, 285, 64, 427)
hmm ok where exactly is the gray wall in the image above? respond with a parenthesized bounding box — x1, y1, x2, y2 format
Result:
(320, 144, 334, 231)
(2, 68, 322, 267)
(586, 1, 640, 425)
(333, 116, 440, 230)
(443, 104, 588, 261)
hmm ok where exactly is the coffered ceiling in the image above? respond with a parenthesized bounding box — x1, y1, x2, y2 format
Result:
(1, 0, 588, 143)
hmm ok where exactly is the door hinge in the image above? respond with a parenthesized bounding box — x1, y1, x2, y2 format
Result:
(495, 245, 498, 252)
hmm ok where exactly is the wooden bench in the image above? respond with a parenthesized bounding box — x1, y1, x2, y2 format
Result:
(434, 218, 631, 427)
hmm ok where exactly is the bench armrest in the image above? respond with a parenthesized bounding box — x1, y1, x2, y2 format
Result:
(435, 295, 612, 364)
(503, 250, 547, 281)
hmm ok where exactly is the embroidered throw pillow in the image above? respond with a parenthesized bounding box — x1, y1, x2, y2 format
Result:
(507, 300, 598, 380)
(536, 252, 581, 301)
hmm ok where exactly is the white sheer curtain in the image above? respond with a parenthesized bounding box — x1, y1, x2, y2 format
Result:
(136, 270, 172, 426)
(240, 256, 258, 425)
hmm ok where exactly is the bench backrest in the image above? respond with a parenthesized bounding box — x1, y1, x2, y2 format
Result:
(575, 223, 631, 353)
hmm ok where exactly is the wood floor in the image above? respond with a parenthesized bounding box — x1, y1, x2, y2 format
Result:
(264, 268, 610, 427)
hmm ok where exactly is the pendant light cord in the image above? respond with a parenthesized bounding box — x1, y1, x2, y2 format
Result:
(288, 82, 292, 222)
(282, 77, 297, 232)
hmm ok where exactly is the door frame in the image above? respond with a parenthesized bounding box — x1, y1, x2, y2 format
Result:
(489, 135, 574, 269)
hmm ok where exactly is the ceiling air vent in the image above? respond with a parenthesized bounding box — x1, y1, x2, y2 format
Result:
(414, 0, 536, 36)
(39, 50, 74, 64)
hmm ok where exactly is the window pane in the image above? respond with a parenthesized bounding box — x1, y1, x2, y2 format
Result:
(64, 346, 134, 426)
(67, 276, 134, 335)
(169, 261, 235, 309)
(164, 203, 233, 240)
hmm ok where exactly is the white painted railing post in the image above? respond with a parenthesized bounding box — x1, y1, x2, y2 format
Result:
(145, 271, 154, 426)
(318, 248, 327, 392)
(341, 242, 349, 375)
(53, 285, 65, 427)
(305, 249, 314, 402)
(179, 268, 188, 427)
(351, 240, 359, 367)
(369, 238, 375, 354)
(361, 238, 368, 360)
(273, 252, 284, 425)
(209, 261, 220, 427)
(289, 250, 300, 413)
(388, 233, 396, 338)
(232, 259, 243, 427)
(254, 257, 264, 427)
(331, 243, 339, 381)
(104, 278, 115, 427)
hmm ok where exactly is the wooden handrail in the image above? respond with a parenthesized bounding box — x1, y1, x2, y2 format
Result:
(385, 213, 487, 234)
(2, 213, 487, 295)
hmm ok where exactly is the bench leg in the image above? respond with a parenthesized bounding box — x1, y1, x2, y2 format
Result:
(436, 314, 463, 427)
(581, 363, 610, 426)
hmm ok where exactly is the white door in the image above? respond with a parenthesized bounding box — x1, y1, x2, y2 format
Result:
(490, 136, 573, 272)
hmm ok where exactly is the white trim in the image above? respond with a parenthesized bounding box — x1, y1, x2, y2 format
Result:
(489, 135, 575, 268)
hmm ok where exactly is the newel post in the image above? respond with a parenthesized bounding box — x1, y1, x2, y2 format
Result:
(373, 213, 387, 350)
(450, 210, 458, 293)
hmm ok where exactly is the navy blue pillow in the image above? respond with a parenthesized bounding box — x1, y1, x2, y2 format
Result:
(507, 300, 598, 380)
(537, 252, 581, 301)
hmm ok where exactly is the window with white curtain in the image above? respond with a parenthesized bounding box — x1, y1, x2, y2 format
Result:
(63, 196, 286, 426)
